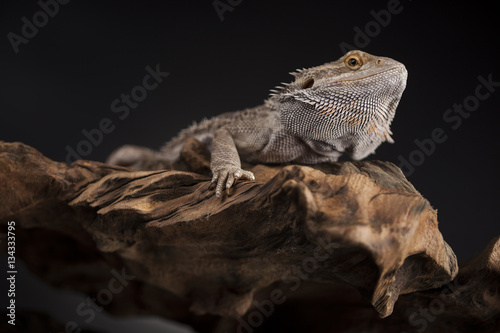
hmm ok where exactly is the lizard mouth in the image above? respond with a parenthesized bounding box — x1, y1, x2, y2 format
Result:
(332, 65, 408, 85)
(278, 62, 408, 142)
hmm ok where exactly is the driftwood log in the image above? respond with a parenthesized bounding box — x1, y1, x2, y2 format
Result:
(0, 140, 498, 332)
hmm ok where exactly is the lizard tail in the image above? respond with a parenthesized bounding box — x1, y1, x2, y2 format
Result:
(107, 144, 171, 170)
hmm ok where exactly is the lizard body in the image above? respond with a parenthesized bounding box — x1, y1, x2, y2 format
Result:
(107, 50, 408, 197)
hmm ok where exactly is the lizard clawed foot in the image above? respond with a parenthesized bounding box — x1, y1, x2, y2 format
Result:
(210, 167, 255, 198)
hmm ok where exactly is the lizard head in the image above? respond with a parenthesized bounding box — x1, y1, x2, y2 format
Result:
(266, 50, 408, 156)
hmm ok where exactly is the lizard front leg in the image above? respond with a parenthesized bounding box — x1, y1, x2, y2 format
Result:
(210, 128, 255, 198)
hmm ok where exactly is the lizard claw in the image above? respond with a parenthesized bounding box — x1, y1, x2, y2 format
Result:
(211, 167, 255, 198)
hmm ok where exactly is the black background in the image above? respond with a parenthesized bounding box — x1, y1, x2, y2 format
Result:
(1, 0, 499, 331)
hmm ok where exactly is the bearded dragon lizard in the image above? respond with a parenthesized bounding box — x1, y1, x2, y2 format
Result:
(107, 50, 408, 197)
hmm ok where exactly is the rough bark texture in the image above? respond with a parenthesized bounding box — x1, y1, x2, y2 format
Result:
(0, 140, 499, 332)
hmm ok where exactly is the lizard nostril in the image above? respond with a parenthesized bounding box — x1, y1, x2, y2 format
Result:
(301, 78, 315, 89)
(376, 59, 384, 66)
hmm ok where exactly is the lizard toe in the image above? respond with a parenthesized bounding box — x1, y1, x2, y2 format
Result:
(226, 173, 235, 189)
(215, 171, 229, 198)
(211, 168, 255, 198)
(240, 170, 255, 181)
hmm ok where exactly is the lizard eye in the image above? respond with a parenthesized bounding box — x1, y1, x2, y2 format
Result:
(345, 55, 363, 70)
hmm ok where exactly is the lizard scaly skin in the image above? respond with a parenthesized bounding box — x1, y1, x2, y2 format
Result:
(107, 50, 408, 197)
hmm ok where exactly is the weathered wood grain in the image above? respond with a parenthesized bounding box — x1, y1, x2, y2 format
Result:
(0, 140, 498, 332)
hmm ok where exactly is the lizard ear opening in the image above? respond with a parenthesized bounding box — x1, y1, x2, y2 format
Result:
(300, 78, 315, 89)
